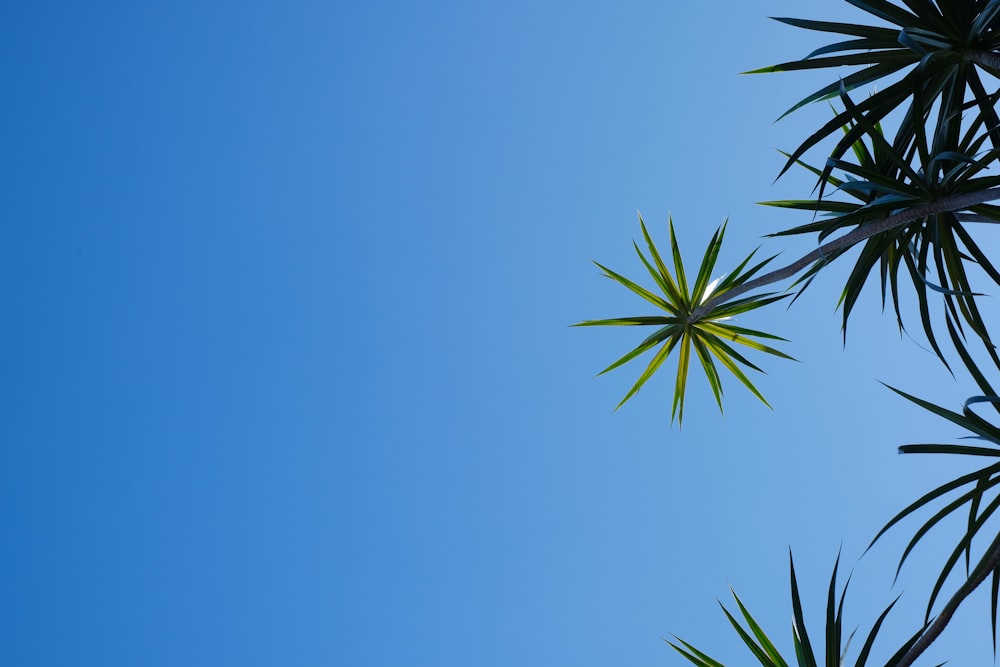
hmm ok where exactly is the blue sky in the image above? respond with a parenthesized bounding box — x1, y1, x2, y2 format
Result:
(4, 1, 999, 665)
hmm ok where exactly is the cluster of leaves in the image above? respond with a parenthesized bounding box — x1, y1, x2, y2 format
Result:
(668, 555, 927, 667)
(573, 217, 792, 424)
(764, 103, 1000, 373)
(780, 0, 1000, 368)
(759, 0, 1000, 185)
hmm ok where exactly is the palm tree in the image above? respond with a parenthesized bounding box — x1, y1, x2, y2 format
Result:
(578, 1, 1000, 664)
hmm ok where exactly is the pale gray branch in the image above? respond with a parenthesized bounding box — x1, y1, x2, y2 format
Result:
(690, 187, 1000, 320)
(895, 541, 1000, 667)
(972, 50, 1000, 72)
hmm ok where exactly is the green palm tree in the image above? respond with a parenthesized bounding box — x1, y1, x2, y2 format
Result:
(579, 0, 1000, 664)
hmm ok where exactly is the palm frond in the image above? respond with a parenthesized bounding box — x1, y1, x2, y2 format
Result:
(667, 553, 915, 667)
(871, 386, 1000, 639)
(750, 1, 1000, 189)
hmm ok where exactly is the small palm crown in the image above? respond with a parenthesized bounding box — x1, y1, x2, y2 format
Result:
(575, 216, 793, 424)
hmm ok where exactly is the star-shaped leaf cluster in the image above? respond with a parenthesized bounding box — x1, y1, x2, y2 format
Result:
(575, 216, 793, 424)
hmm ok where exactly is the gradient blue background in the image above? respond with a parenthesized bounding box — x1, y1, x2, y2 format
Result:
(3, 1, 997, 665)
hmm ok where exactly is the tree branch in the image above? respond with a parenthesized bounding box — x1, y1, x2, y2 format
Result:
(956, 213, 1000, 223)
(895, 541, 1000, 667)
(972, 50, 1000, 72)
(690, 187, 1000, 320)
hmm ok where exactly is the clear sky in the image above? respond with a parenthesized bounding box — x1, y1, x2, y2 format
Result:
(3, 1, 999, 665)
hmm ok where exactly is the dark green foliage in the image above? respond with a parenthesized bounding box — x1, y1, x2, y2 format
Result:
(578, 2, 1000, 663)
(667, 555, 926, 667)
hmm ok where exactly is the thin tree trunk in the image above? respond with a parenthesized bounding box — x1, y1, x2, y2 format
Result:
(896, 542, 1000, 667)
(972, 50, 1000, 72)
(690, 187, 1000, 319)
